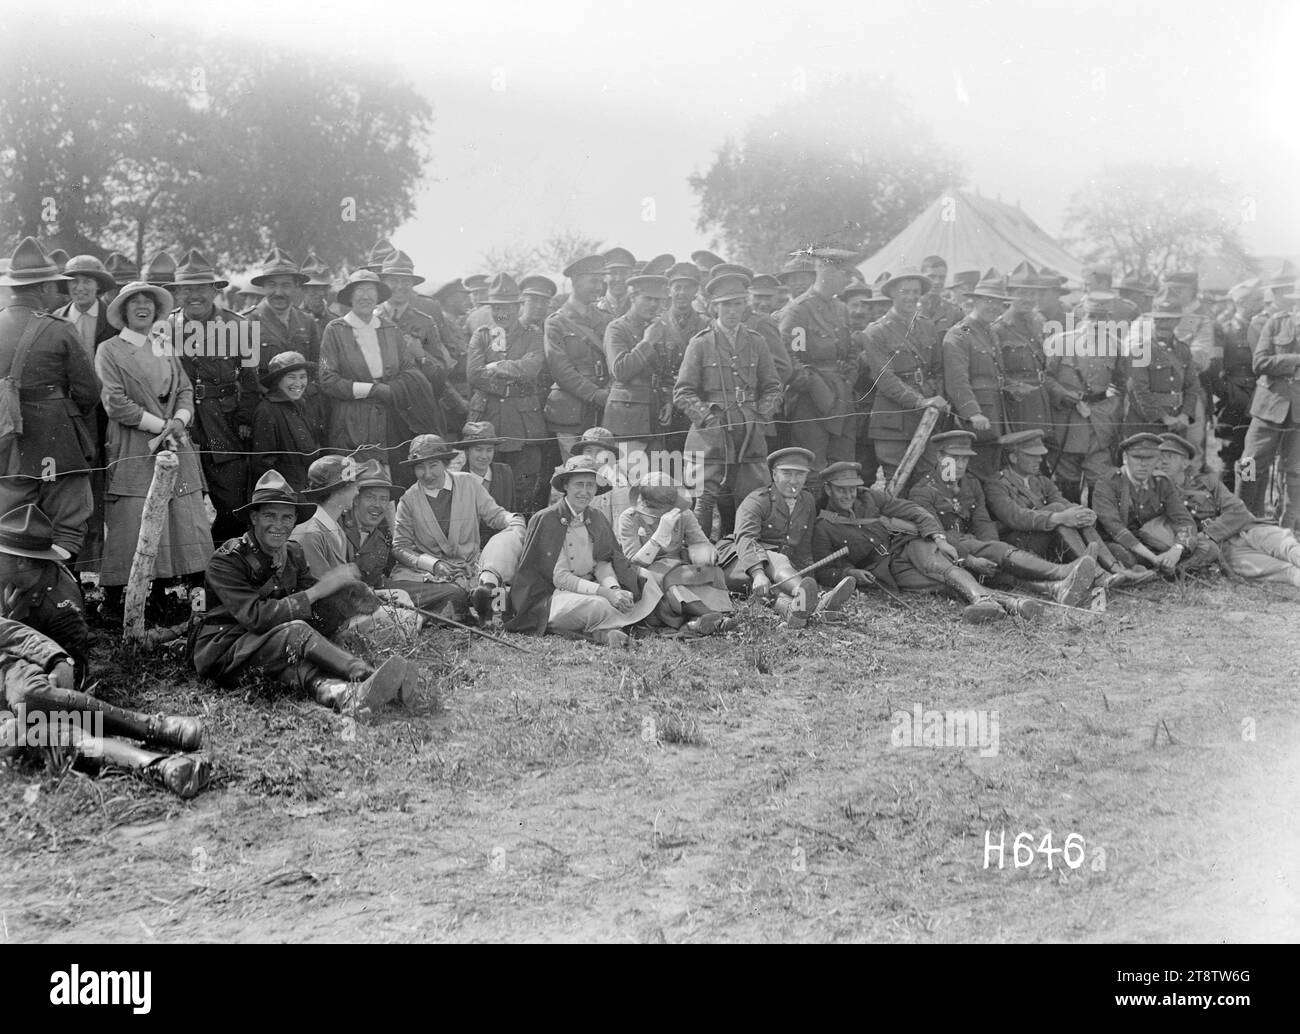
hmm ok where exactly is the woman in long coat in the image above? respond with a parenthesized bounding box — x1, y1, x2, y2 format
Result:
(251, 350, 323, 490)
(95, 282, 211, 618)
(318, 270, 440, 486)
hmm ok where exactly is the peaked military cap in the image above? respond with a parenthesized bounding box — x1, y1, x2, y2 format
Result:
(626, 274, 669, 299)
(1117, 432, 1163, 456)
(999, 429, 1048, 455)
(704, 273, 751, 303)
(520, 275, 558, 298)
(602, 247, 636, 270)
(666, 261, 702, 283)
(767, 447, 816, 471)
(1157, 434, 1197, 460)
(639, 254, 675, 277)
(928, 430, 977, 456)
(820, 461, 865, 487)
(563, 255, 607, 279)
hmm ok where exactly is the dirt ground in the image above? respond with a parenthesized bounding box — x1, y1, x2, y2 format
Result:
(2, 576, 1297, 944)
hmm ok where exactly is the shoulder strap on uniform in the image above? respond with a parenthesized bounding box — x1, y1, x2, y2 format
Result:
(0, 313, 53, 383)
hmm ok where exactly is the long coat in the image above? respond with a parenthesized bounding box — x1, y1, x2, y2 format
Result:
(603, 311, 669, 439)
(506, 500, 638, 635)
(250, 393, 321, 491)
(942, 316, 1005, 439)
(465, 318, 546, 451)
(318, 316, 430, 453)
(544, 299, 611, 434)
(0, 302, 99, 479)
(994, 309, 1054, 441)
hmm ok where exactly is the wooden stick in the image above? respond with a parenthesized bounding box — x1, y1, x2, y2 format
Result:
(123, 449, 179, 645)
(886, 405, 942, 497)
(394, 602, 534, 654)
(769, 547, 849, 590)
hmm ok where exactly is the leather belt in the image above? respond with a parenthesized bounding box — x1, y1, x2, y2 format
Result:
(19, 386, 66, 401)
(1082, 391, 1109, 403)
(193, 383, 238, 400)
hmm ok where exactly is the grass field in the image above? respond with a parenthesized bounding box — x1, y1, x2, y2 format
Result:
(2, 576, 1298, 943)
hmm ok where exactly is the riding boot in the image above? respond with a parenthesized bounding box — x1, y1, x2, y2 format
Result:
(42, 715, 211, 799)
(24, 684, 204, 751)
(716, 494, 738, 539)
(772, 578, 815, 628)
(307, 656, 407, 715)
(300, 634, 369, 681)
(939, 566, 1006, 623)
(693, 493, 716, 541)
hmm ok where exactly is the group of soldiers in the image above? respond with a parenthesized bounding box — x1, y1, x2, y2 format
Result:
(1, 232, 1297, 801)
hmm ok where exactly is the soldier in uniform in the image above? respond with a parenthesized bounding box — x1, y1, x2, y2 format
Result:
(1090, 433, 1215, 575)
(1211, 281, 1266, 490)
(165, 249, 259, 543)
(942, 269, 1011, 480)
(544, 255, 612, 455)
(596, 247, 636, 318)
(722, 448, 856, 628)
(861, 268, 949, 482)
(918, 255, 964, 338)
(379, 250, 459, 436)
(1116, 272, 1156, 318)
(662, 262, 710, 454)
(775, 256, 817, 318)
(985, 430, 1153, 587)
(747, 274, 782, 317)
(1073, 266, 1141, 324)
(602, 272, 672, 457)
(0, 238, 99, 563)
(810, 460, 1024, 622)
(246, 246, 327, 443)
(340, 460, 403, 592)
(1158, 434, 1300, 586)
(995, 261, 1055, 445)
(908, 431, 1098, 607)
(779, 248, 860, 481)
(1248, 262, 1296, 351)
(428, 277, 473, 415)
(1043, 290, 1128, 501)
(1237, 277, 1300, 530)
(841, 282, 881, 482)
(298, 253, 334, 338)
(948, 270, 980, 315)
(466, 274, 548, 510)
(1035, 266, 1072, 330)
(1125, 293, 1199, 439)
(674, 273, 783, 537)
(192, 471, 411, 713)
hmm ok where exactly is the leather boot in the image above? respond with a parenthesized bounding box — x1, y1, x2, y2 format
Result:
(693, 493, 716, 541)
(300, 634, 369, 681)
(25, 685, 204, 751)
(309, 656, 407, 715)
(940, 566, 1005, 623)
(1002, 550, 1097, 607)
(773, 577, 816, 628)
(986, 590, 1045, 620)
(813, 576, 856, 619)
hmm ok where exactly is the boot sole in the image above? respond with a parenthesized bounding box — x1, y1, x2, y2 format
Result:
(814, 577, 856, 616)
(962, 601, 1006, 624)
(358, 656, 407, 712)
(155, 753, 212, 799)
(1056, 557, 1097, 608)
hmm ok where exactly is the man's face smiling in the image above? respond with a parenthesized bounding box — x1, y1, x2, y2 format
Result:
(353, 486, 391, 530)
(251, 504, 298, 553)
(176, 283, 217, 320)
(69, 274, 100, 311)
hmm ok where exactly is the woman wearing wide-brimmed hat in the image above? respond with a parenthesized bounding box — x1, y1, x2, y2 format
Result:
(95, 281, 211, 621)
(251, 350, 324, 490)
(449, 421, 515, 543)
(615, 472, 736, 637)
(506, 456, 661, 646)
(388, 434, 526, 620)
(318, 269, 442, 486)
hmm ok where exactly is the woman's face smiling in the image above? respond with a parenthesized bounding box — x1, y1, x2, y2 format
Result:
(564, 473, 597, 510)
(277, 369, 308, 400)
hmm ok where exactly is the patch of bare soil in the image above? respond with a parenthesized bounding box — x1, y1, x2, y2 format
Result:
(2, 578, 1297, 943)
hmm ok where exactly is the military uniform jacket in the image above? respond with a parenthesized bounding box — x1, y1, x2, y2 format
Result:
(603, 311, 672, 438)
(1091, 471, 1196, 552)
(1044, 322, 1127, 454)
(734, 485, 816, 570)
(544, 298, 611, 431)
(673, 321, 782, 464)
(0, 302, 99, 478)
(467, 318, 546, 448)
(1128, 334, 1198, 423)
(862, 309, 942, 444)
(1210, 315, 1258, 421)
(0, 616, 72, 705)
(942, 316, 1005, 438)
(779, 289, 855, 432)
(340, 509, 396, 588)
(908, 470, 1000, 543)
(169, 307, 259, 465)
(994, 309, 1052, 437)
(596, 290, 631, 319)
(251, 300, 321, 367)
(984, 468, 1069, 533)
(812, 489, 942, 581)
(1248, 311, 1300, 426)
(382, 301, 456, 396)
(1175, 471, 1256, 543)
(0, 562, 89, 684)
(919, 293, 964, 339)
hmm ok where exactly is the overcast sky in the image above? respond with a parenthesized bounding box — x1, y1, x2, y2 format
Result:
(35, 0, 1300, 281)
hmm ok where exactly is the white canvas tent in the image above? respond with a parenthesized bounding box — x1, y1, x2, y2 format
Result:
(857, 190, 1084, 287)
